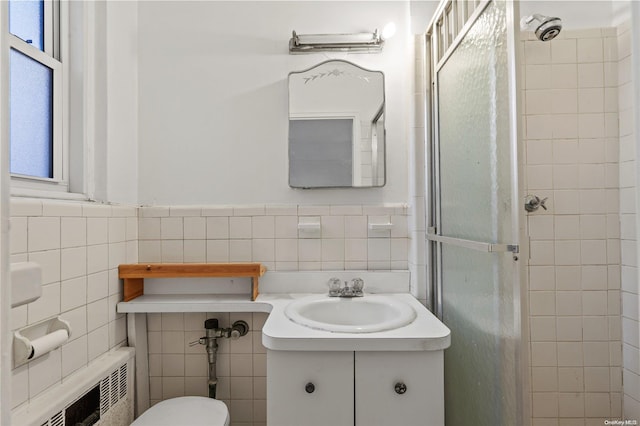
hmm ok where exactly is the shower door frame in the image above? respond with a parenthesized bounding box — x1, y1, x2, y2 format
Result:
(425, 0, 528, 424)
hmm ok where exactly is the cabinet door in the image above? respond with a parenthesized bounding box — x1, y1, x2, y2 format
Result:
(267, 350, 354, 426)
(354, 351, 444, 426)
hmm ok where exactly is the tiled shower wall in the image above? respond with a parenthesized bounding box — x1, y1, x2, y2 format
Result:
(9, 199, 138, 409)
(523, 28, 623, 423)
(138, 203, 410, 426)
(617, 20, 639, 420)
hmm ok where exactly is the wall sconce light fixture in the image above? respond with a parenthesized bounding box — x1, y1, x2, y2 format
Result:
(289, 29, 385, 54)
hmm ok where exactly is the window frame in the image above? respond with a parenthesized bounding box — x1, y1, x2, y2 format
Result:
(9, 0, 71, 197)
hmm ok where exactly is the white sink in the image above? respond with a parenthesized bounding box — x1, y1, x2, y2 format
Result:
(284, 294, 417, 333)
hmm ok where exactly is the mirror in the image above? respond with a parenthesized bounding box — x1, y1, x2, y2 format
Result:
(288, 60, 385, 188)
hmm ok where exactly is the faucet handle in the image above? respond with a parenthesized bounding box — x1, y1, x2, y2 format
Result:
(351, 278, 364, 294)
(328, 277, 342, 295)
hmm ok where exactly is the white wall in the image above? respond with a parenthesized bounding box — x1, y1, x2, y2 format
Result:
(106, 1, 139, 205)
(612, 0, 631, 27)
(137, 1, 411, 205)
(410, 1, 438, 34)
(89, 1, 108, 202)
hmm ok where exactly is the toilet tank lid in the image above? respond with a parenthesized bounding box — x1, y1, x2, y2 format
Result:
(133, 396, 229, 425)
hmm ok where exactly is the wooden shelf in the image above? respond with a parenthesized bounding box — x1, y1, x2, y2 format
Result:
(118, 263, 267, 302)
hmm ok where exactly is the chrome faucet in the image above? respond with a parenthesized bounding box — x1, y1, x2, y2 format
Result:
(328, 277, 364, 297)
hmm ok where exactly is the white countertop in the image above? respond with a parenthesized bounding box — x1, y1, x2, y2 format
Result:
(116, 271, 411, 314)
(116, 271, 451, 352)
(117, 292, 451, 352)
(259, 293, 451, 352)
(116, 293, 272, 313)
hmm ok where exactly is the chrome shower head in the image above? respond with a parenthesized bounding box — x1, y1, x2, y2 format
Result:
(521, 14, 562, 41)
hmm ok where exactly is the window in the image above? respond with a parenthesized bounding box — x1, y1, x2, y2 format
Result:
(8, 0, 65, 187)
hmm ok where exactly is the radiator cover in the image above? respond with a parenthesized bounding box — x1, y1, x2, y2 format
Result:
(14, 348, 135, 426)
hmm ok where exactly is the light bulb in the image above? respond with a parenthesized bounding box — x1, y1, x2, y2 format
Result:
(382, 22, 396, 40)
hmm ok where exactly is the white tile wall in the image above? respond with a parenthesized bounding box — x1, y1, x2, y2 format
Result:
(148, 312, 269, 426)
(411, 34, 428, 303)
(617, 20, 640, 421)
(138, 204, 409, 273)
(141, 203, 409, 426)
(10, 199, 138, 408)
(523, 28, 623, 423)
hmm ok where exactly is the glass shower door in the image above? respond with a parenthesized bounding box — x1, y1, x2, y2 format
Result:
(427, 1, 522, 425)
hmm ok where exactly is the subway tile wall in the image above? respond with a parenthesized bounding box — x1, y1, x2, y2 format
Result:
(410, 34, 429, 304)
(138, 204, 409, 272)
(9, 199, 138, 409)
(522, 28, 624, 424)
(9, 201, 408, 423)
(617, 20, 639, 421)
(147, 312, 268, 426)
(139, 204, 409, 426)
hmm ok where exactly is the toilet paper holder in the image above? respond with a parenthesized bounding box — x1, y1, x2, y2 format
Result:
(14, 317, 72, 367)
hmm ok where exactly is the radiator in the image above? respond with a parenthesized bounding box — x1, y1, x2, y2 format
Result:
(13, 348, 135, 426)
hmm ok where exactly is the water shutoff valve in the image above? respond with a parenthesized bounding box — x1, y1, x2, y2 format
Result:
(189, 319, 250, 346)
(229, 320, 249, 340)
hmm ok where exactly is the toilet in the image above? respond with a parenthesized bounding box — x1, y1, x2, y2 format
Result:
(131, 396, 230, 426)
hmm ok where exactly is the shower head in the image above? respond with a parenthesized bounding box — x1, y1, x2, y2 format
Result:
(520, 14, 562, 41)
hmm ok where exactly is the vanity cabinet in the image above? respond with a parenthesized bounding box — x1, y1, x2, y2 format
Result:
(267, 350, 444, 426)
(354, 351, 444, 425)
(267, 351, 354, 426)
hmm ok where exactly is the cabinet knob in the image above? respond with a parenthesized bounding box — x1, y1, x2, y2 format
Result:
(305, 382, 315, 394)
(394, 382, 407, 395)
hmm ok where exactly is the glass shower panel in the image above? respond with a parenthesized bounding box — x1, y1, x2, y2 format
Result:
(438, 0, 511, 243)
(441, 244, 516, 426)
(434, 1, 519, 425)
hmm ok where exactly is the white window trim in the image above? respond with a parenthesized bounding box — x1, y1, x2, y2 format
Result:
(9, 0, 78, 199)
(44, 0, 54, 56)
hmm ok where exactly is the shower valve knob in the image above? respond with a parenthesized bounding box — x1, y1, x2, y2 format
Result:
(539, 197, 548, 210)
(524, 195, 547, 212)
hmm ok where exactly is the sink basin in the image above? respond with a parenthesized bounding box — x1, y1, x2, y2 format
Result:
(284, 295, 417, 333)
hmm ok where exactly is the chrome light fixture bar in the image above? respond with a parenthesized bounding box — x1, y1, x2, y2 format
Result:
(289, 30, 384, 54)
